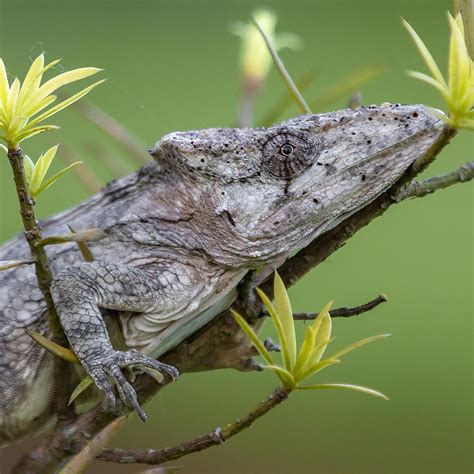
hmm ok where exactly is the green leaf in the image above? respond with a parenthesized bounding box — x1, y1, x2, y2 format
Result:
(273, 272, 296, 369)
(28, 331, 79, 363)
(402, 18, 447, 87)
(310, 304, 332, 365)
(231, 309, 275, 366)
(263, 364, 295, 388)
(407, 71, 451, 103)
(33, 161, 82, 197)
(23, 153, 35, 183)
(256, 287, 292, 371)
(293, 326, 317, 377)
(28, 79, 106, 127)
(35, 67, 103, 103)
(29, 144, 59, 195)
(448, 12, 470, 105)
(17, 54, 44, 106)
(68, 376, 93, 405)
(330, 334, 390, 360)
(295, 359, 340, 383)
(296, 383, 389, 400)
(15, 124, 60, 144)
(0, 58, 9, 106)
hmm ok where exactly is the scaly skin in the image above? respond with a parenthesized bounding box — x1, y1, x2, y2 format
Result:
(0, 104, 444, 445)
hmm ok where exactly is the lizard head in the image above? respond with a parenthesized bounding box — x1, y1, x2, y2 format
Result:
(151, 103, 445, 266)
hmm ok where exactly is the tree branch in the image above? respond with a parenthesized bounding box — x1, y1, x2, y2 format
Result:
(395, 161, 473, 201)
(293, 294, 388, 321)
(97, 387, 289, 465)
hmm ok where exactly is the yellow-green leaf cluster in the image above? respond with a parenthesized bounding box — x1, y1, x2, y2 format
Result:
(0, 54, 104, 148)
(1, 143, 81, 198)
(403, 12, 473, 130)
(232, 273, 389, 400)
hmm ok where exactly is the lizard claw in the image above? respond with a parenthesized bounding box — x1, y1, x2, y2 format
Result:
(85, 350, 179, 421)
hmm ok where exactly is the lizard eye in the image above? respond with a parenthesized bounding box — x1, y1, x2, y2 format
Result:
(280, 143, 294, 156)
(262, 132, 318, 179)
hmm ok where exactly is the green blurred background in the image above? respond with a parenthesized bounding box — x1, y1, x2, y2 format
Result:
(0, 1, 472, 473)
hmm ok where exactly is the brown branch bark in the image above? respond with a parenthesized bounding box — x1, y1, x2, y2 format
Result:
(395, 161, 473, 201)
(293, 294, 388, 321)
(12, 124, 459, 473)
(97, 387, 289, 465)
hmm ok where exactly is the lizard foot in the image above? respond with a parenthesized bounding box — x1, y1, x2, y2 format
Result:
(85, 350, 179, 422)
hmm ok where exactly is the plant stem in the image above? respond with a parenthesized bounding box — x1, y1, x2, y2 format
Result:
(7, 147, 76, 433)
(7, 148, 64, 340)
(98, 387, 290, 465)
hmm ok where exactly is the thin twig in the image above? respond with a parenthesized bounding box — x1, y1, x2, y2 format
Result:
(395, 161, 473, 201)
(293, 294, 388, 321)
(0, 259, 34, 271)
(71, 100, 149, 166)
(59, 144, 102, 194)
(98, 387, 289, 465)
(60, 416, 127, 473)
(252, 18, 312, 114)
(86, 141, 132, 178)
(258, 70, 316, 126)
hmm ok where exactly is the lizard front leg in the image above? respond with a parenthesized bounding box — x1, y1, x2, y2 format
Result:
(50, 261, 182, 421)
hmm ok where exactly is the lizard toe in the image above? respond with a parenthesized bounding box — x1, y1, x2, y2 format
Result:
(89, 366, 117, 412)
(120, 350, 180, 382)
(110, 365, 147, 422)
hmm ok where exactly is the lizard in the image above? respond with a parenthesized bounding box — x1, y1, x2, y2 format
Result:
(0, 102, 445, 446)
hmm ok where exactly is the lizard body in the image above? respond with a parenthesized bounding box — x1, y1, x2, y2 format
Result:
(0, 103, 444, 445)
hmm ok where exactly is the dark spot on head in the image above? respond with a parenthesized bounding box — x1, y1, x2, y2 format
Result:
(367, 140, 372, 144)
(394, 117, 398, 121)
(351, 132, 356, 135)
(368, 117, 373, 121)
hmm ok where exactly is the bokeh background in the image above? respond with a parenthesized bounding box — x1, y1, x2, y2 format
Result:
(0, 1, 472, 473)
